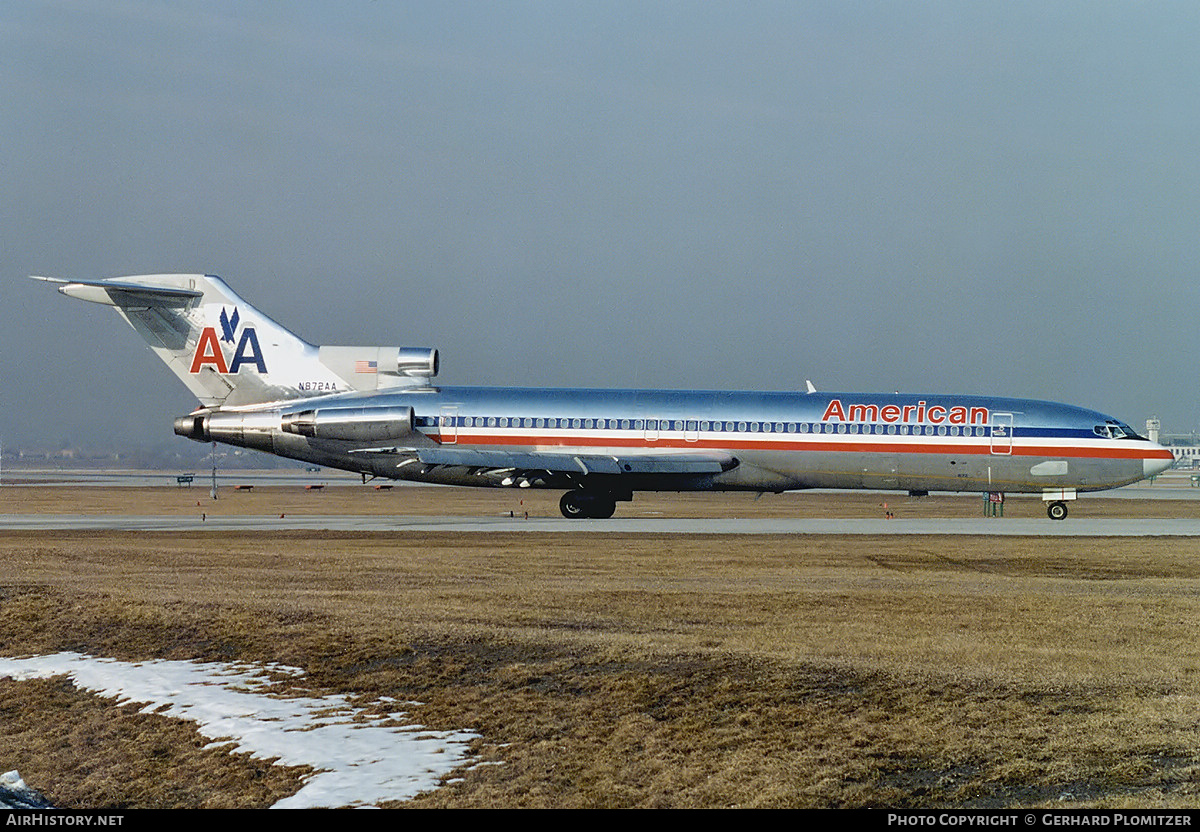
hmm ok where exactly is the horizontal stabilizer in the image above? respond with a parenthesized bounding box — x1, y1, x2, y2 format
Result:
(31, 275, 202, 306)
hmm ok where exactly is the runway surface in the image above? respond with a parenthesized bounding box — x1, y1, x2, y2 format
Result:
(4, 513, 1200, 535)
(5, 468, 1200, 535)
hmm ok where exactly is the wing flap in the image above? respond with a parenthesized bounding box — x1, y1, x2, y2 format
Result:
(352, 446, 737, 476)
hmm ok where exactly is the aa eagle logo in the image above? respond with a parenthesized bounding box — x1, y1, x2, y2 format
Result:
(189, 306, 267, 374)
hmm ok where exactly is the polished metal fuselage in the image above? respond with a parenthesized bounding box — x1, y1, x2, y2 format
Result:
(213, 385, 1171, 495)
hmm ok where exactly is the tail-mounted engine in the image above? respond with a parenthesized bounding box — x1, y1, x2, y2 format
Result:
(280, 405, 415, 441)
(175, 404, 416, 444)
(394, 348, 439, 378)
(317, 346, 439, 391)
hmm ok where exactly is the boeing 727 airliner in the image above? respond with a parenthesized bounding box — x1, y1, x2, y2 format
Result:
(36, 274, 1174, 519)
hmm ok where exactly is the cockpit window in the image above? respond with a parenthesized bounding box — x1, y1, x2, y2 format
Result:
(1093, 420, 1145, 440)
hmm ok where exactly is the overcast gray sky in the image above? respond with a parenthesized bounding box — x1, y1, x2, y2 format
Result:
(4, 1, 1200, 449)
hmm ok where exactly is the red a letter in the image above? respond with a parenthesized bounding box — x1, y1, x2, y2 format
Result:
(190, 328, 229, 374)
(822, 399, 846, 422)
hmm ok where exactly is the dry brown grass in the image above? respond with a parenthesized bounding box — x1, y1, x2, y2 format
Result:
(0, 675, 309, 808)
(3, 484, 1200, 807)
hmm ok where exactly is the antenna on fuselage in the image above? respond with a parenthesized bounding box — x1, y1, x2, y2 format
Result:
(805, 380, 816, 393)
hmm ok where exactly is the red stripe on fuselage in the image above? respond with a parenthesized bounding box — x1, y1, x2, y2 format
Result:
(422, 431, 1172, 462)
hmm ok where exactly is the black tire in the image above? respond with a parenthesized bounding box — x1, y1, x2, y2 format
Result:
(560, 491, 588, 518)
(589, 495, 617, 519)
(1047, 501, 1068, 521)
(559, 491, 618, 519)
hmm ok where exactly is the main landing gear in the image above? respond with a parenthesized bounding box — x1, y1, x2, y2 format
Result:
(1046, 501, 1069, 521)
(559, 490, 617, 519)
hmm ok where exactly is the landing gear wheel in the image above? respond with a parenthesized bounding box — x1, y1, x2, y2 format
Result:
(1047, 501, 1069, 521)
(589, 495, 617, 519)
(560, 491, 589, 518)
(559, 491, 618, 519)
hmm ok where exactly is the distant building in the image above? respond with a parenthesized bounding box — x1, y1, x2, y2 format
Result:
(1144, 420, 1200, 469)
(1167, 446, 1200, 469)
(1156, 429, 1200, 469)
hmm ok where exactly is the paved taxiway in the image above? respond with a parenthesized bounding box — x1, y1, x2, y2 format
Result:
(6, 468, 1200, 535)
(4, 514, 1200, 535)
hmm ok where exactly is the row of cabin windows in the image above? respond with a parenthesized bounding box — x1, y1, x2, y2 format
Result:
(416, 415, 993, 438)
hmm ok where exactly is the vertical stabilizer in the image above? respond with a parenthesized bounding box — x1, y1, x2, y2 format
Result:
(34, 274, 339, 407)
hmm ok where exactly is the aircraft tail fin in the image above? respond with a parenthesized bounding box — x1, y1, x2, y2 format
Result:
(34, 274, 437, 408)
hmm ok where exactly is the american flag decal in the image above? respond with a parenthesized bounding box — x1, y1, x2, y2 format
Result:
(355, 360, 378, 374)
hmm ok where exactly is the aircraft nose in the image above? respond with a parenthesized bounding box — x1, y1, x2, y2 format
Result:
(1144, 448, 1174, 479)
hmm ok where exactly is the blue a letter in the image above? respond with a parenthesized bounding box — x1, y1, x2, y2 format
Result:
(230, 328, 267, 373)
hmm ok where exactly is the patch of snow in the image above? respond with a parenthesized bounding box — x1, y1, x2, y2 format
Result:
(0, 653, 481, 808)
(0, 770, 54, 809)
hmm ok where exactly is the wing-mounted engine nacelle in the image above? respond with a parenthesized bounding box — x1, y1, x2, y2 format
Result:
(280, 405, 415, 442)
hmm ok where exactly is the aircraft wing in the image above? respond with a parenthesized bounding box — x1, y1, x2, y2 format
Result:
(354, 446, 738, 476)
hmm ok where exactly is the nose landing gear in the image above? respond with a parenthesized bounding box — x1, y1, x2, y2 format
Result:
(1046, 500, 1069, 521)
